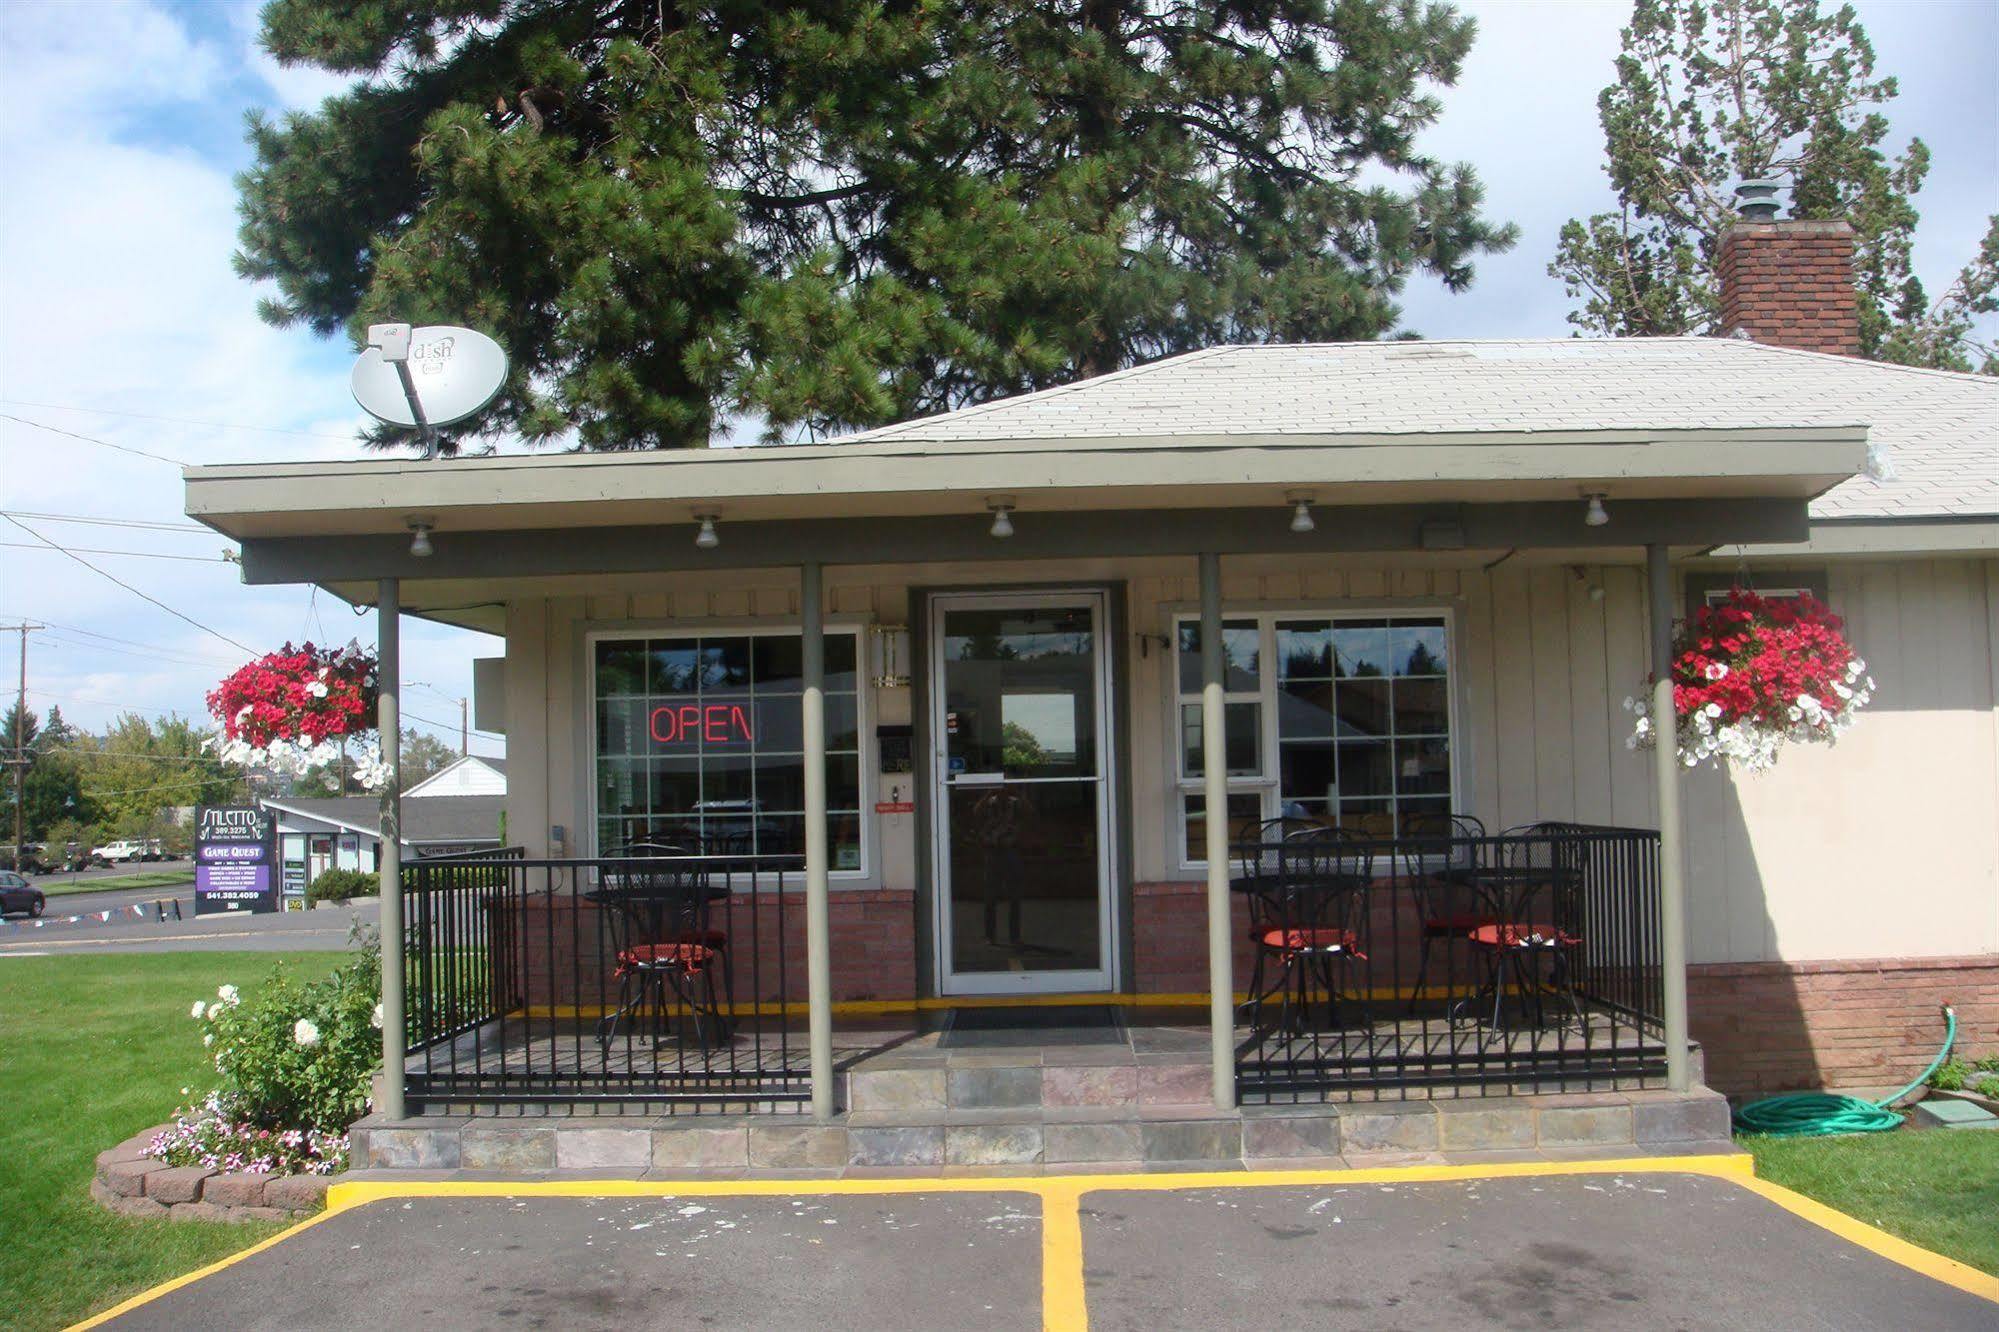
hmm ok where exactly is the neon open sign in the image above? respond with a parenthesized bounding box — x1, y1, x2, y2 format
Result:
(650, 704, 754, 745)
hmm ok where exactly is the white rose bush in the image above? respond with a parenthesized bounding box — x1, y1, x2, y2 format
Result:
(147, 927, 383, 1177)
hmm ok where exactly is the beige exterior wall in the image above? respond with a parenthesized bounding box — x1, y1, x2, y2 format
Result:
(501, 552, 1999, 977)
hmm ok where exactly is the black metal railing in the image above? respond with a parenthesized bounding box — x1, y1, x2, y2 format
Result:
(1233, 823, 1665, 1101)
(402, 849, 807, 1113)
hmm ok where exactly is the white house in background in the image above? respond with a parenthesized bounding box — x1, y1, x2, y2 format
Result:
(264, 757, 507, 896)
(404, 753, 508, 797)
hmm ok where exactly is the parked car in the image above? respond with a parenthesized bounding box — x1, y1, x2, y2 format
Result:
(93, 840, 148, 863)
(0, 845, 54, 875)
(0, 871, 45, 918)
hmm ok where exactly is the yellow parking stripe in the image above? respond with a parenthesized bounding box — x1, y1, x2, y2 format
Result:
(68, 1152, 1995, 1329)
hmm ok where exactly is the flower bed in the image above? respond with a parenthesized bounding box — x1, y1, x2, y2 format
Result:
(1627, 586, 1873, 771)
(88, 931, 384, 1222)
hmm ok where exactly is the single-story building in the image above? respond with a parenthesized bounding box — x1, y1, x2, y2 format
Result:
(186, 204, 1995, 1138)
(264, 755, 507, 898)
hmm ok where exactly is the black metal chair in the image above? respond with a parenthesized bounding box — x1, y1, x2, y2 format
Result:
(1458, 823, 1588, 1030)
(1398, 812, 1490, 1014)
(594, 844, 732, 1055)
(1241, 827, 1374, 1039)
(1232, 817, 1324, 1025)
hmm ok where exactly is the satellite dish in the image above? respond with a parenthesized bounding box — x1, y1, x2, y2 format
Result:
(351, 325, 509, 429)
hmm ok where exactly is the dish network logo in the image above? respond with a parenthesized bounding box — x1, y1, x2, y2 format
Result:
(650, 704, 754, 746)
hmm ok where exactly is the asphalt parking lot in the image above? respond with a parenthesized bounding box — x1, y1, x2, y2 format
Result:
(95, 1169, 1997, 1330)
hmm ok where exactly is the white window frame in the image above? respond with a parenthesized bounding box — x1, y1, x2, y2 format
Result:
(1169, 607, 1463, 871)
(585, 623, 872, 881)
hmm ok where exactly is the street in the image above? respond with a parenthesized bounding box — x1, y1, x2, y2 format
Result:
(0, 894, 375, 955)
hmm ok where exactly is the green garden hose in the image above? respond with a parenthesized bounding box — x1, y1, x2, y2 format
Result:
(1731, 1004, 1958, 1137)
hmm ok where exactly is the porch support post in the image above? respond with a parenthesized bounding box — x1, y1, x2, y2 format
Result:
(1198, 552, 1237, 1111)
(801, 561, 835, 1120)
(1647, 544, 1691, 1092)
(376, 577, 406, 1121)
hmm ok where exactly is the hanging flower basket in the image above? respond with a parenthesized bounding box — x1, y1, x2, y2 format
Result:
(206, 641, 389, 789)
(1625, 587, 1874, 772)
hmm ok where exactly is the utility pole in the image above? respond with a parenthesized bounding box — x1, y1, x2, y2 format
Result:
(459, 696, 468, 756)
(5, 624, 45, 863)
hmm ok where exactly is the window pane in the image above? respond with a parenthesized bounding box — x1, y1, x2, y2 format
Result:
(648, 640, 700, 693)
(1277, 679, 1334, 742)
(827, 695, 860, 752)
(754, 753, 805, 812)
(1279, 742, 1336, 806)
(831, 814, 862, 871)
(828, 758, 860, 812)
(1335, 740, 1392, 798)
(753, 636, 803, 691)
(826, 634, 858, 691)
(1183, 791, 1264, 863)
(752, 695, 804, 752)
(1392, 621, 1449, 676)
(1337, 799, 1395, 838)
(1392, 678, 1450, 736)
(597, 759, 648, 818)
(1275, 621, 1333, 679)
(596, 641, 646, 695)
(1333, 621, 1391, 678)
(645, 758, 702, 814)
(1181, 701, 1260, 777)
(1178, 620, 1260, 692)
(701, 754, 755, 805)
(597, 698, 648, 756)
(1397, 798, 1452, 838)
(700, 639, 751, 689)
(1395, 737, 1452, 795)
(1334, 678, 1391, 739)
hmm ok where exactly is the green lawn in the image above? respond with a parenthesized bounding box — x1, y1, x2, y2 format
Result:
(0, 951, 343, 1330)
(1745, 1128, 1999, 1276)
(43, 869, 197, 897)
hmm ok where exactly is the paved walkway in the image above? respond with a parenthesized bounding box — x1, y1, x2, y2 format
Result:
(91, 1165, 1997, 1330)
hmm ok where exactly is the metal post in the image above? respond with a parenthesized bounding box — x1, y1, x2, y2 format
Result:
(10, 624, 41, 863)
(377, 579, 407, 1120)
(1647, 545, 1690, 1091)
(1199, 552, 1237, 1110)
(801, 561, 835, 1120)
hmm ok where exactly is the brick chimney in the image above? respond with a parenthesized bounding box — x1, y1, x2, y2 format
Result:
(1715, 181, 1861, 356)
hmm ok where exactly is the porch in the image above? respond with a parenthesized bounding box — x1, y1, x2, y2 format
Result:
(397, 823, 1667, 1119)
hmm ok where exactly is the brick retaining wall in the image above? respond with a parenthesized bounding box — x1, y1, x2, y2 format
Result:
(91, 1125, 331, 1222)
(1690, 955, 1999, 1096)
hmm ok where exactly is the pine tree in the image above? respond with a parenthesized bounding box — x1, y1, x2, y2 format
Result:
(1550, 0, 1997, 372)
(240, 0, 1515, 449)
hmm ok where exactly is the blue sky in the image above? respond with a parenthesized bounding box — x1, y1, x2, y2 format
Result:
(0, 0, 1993, 752)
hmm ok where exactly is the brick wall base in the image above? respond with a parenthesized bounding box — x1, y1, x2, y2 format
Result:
(1689, 955, 1999, 1097)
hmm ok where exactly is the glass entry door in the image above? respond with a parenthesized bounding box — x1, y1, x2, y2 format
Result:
(931, 592, 1115, 994)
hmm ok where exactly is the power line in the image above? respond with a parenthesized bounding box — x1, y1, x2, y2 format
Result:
(0, 398, 357, 442)
(81, 774, 235, 799)
(0, 618, 239, 664)
(0, 510, 210, 534)
(0, 413, 189, 466)
(41, 635, 240, 671)
(2, 542, 233, 564)
(0, 516, 253, 654)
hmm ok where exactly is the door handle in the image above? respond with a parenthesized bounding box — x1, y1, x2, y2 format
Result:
(950, 772, 1005, 786)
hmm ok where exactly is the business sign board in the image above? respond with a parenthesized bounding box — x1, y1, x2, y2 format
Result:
(194, 805, 277, 916)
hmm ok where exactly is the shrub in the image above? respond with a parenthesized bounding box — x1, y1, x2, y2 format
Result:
(148, 926, 383, 1175)
(308, 867, 375, 905)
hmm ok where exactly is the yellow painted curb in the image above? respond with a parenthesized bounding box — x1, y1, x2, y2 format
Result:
(70, 1150, 1997, 1329)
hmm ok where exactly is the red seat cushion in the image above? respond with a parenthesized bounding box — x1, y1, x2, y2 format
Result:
(675, 929, 729, 948)
(615, 941, 717, 976)
(1258, 926, 1362, 957)
(1468, 923, 1578, 949)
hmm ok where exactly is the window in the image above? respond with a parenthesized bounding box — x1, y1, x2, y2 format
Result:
(1174, 611, 1457, 863)
(592, 630, 865, 872)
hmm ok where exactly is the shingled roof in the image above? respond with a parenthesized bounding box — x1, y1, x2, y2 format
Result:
(840, 338, 1998, 522)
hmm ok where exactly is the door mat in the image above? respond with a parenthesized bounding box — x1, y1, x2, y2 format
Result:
(938, 1004, 1128, 1049)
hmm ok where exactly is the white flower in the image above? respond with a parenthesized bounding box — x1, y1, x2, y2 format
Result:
(293, 1018, 321, 1047)
(217, 984, 239, 1006)
(1703, 662, 1729, 681)
(1704, 703, 1722, 718)
(191, 1000, 208, 1020)
(1634, 716, 1651, 734)
(305, 680, 329, 699)
(203, 1033, 214, 1047)
(1621, 696, 1635, 712)
(371, 1002, 384, 1030)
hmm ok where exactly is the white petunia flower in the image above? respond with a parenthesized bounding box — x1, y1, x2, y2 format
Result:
(371, 1002, 384, 1030)
(293, 1018, 321, 1047)
(191, 1000, 207, 1020)
(217, 984, 239, 1005)
(203, 1033, 214, 1047)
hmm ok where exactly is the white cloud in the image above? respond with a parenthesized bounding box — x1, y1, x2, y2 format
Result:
(0, 0, 497, 749)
